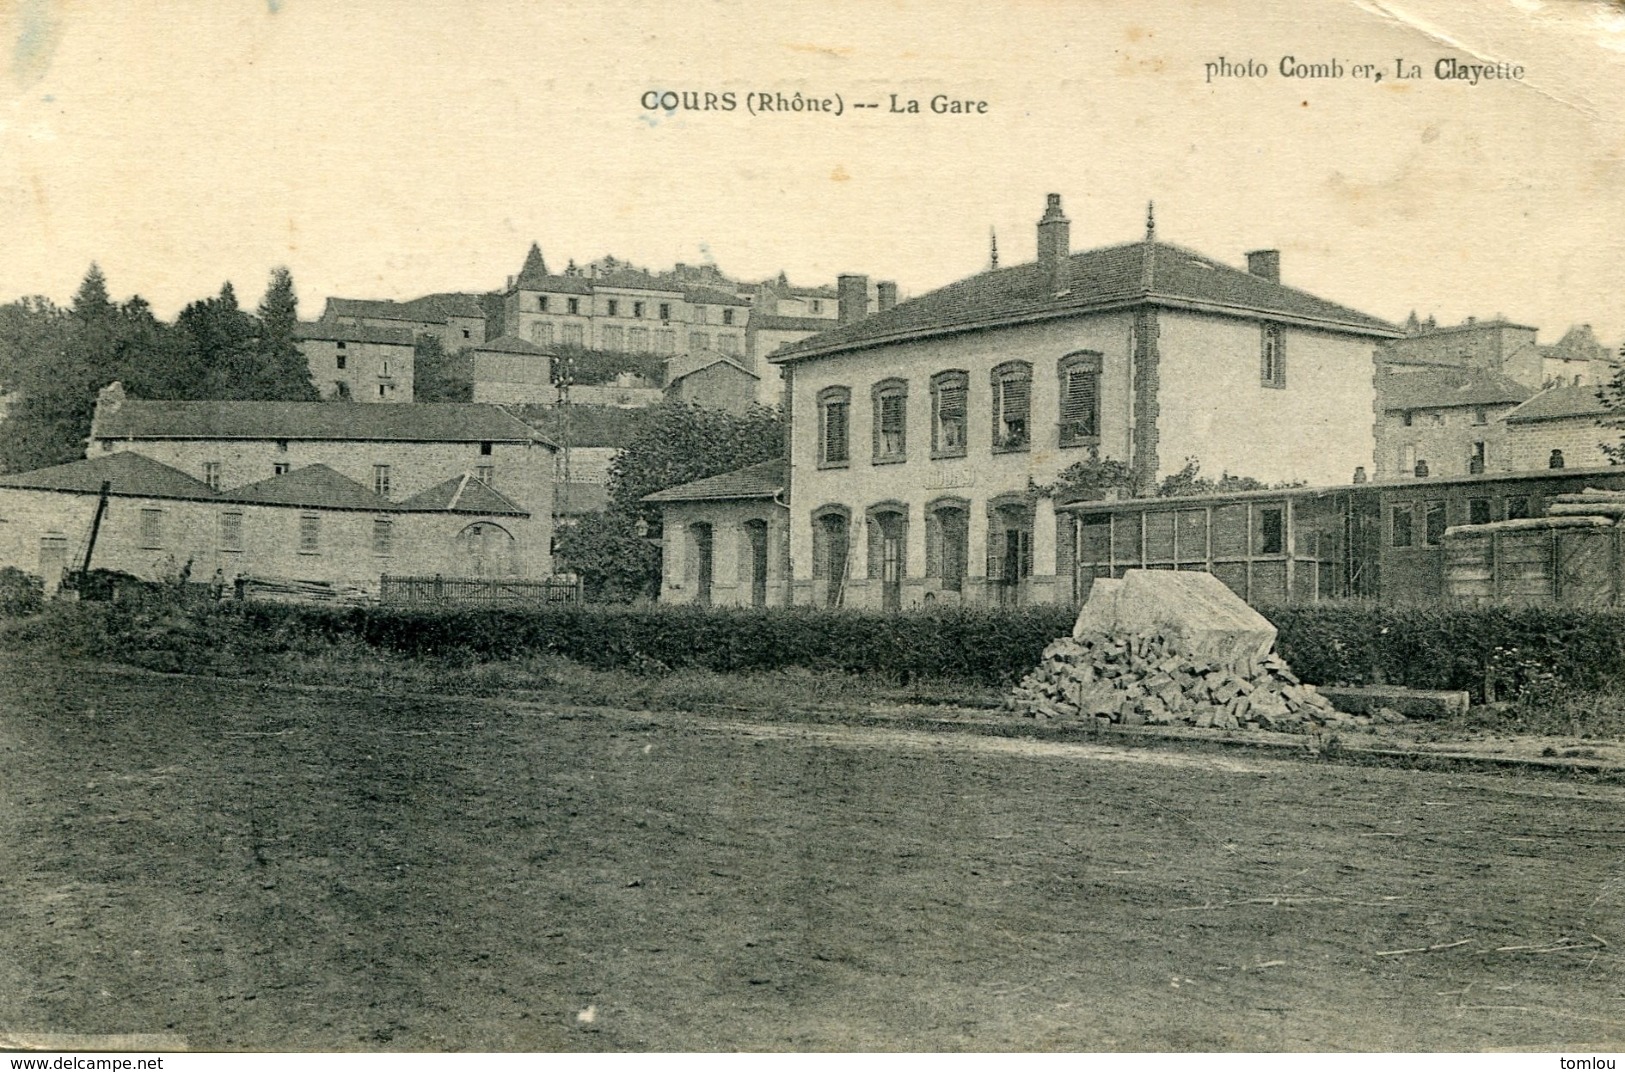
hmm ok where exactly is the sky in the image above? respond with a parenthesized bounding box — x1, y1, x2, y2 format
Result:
(3, 0, 1625, 343)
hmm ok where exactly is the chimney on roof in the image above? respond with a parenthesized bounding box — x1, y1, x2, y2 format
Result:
(1033, 193, 1072, 290)
(1245, 249, 1281, 284)
(838, 274, 869, 326)
(876, 281, 898, 312)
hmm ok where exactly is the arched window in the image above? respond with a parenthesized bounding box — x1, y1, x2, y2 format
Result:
(990, 361, 1032, 453)
(810, 505, 851, 607)
(925, 496, 970, 593)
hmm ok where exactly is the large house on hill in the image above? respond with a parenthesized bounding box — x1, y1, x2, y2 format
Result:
(651, 194, 1399, 610)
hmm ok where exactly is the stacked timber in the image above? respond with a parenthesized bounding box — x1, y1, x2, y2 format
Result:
(237, 575, 376, 607)
(1547, 488, 1625, 520)
(1007, 630, 1355, 734)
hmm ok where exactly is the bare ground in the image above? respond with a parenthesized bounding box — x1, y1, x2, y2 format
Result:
(1, 654, 1623, 1052)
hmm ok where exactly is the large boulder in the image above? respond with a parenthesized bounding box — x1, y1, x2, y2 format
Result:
(1072, 569, 1277, 662)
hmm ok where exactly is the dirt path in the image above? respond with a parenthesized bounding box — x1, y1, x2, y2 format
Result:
(2, 657, 1623, 1051)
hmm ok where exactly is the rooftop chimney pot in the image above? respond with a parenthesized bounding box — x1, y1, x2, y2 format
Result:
(837, 274, 869, 326)
(876, 281, 898, 312)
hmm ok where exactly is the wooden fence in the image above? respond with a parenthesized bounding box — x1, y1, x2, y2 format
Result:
(379, 574, 583, 607)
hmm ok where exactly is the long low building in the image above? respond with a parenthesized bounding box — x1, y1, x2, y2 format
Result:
(0, 451, 539, 593)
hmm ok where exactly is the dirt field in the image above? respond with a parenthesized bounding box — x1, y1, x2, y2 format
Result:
(2, 654, 1623, 1052)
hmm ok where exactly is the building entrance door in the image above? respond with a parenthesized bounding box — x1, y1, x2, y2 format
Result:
(690, 523, 714, 607)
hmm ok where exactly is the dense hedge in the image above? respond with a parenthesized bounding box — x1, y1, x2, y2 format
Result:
(9, 597, 1625, 700)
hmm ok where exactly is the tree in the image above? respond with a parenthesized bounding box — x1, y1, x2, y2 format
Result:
(411, 335, 472, 402)
(1596, 359, 1625, 465)
(552, 513, 662, 603)
(251, 267, 318, 401)
(607, 401, 784, 533)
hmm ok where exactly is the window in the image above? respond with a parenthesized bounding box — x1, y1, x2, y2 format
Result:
(723, 308, 736, 326)
(694, 306, 709, 325)
(1059, 352, 1102, 447)
(656, 330, 675, 354)
(203, 461, 221, 492)
(602, 325, 624, 350)
(298, 513, 320, 554)
(818, 386, 851, 467)
(531, 322, 554, 345)
(633, 301, 645, 319)
(378, 385, 389, 399)
(718, 334, 740, 356)
(1261, 324, 1286, 387)
(275, 439, 289, 453)
(538, 296, 549, 312)
(1424, 501, 1448, 546)
(1402, 410, 1413, 427)
(336, 340, 347, 350)
(373, 464, 392, 497)
(1257, 506, 1284, 554)
(990, 361, 1032, 452)
(810, 299, 823, 314)
(607, 299, 619, 317)
(336, 353, 347, 370)
(567, 297, 580, 315)
(1469, 498, 1491, 525)
(691, 331, 710, 351)
(629, 327, 649, 352)
(219, 511, 242, 551)
(139, 508, 163, 549)
(273, 462, 290, 476)
(872, 380, 907, 462)
(1391, 504, 1414, 548)
(1506, 496, 1531, 520)
(563, 323, 584, 347)
(1473, 406, 1488, 425)
(1430, 411, 1445, 427)
(1470, 440, 1487, 472)
(659, 303, 671, 320)
(475, 465, 495, 486)
(462, 329, 471, 339)
(931, 371, 968, 458)
(381, 361, 390, 376)
(372, 519, 393, 556)
(480, 441, 493, 456)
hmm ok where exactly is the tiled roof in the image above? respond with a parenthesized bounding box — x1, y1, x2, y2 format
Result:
(554, 480, 609, 516)
(513, 274, 595, 295)
(788, 285, 839, 298)
(398, 473, 529, 516)
(322, 293, 486, 325)
(682, 285, 751, 307)
(642, 458, 785, 503)
(221, 464, 396, 512)
(594, 269, 683, 294)
(1377, 367, 1534, 411)
(0, 451, 218, 501)
(667, 357, 759, 387)
(92, 400, 554, 446)
(292, 321, 415, 346)
(1505, 385, 1613, 424)
(751, 314, 835, 333)
(475, 334, 554, 356)
(772, 241, 1397, 363)
(510, 403, 642, 448)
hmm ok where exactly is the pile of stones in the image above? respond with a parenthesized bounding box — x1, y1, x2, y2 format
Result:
(1005, 629, 1374, 734)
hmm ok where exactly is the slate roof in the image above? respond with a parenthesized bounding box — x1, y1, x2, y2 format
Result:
(1376, 367, 1534, 411)
(416, 292, 487, 319)
(772, 241, 1398, 363)
(642, 459, 786, 503)
(0, 451, 219, 501)
(475, 334, 554, 356)
(292, 321, 415, 346)
(398, 473, 529, 516)
(92, 400, 554, 447)
(513, 274, 595, 295)
(594, 269, 683, 294)
(510, 404, 642, 448)
(219, 464, 396, 512)
(1504, 385, 1613, 424)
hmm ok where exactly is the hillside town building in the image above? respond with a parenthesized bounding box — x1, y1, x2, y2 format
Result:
(321, 292, 487, 352)
(1373, 365, 1533, 479)
(293, 321, 416, 402)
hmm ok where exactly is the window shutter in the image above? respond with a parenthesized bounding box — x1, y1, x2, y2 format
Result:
(881, 393, 905, 453)
(1056, 515, 1075, 577)
(812, 521, 827, 578)
(1062, 368, 1098, 436)
(925, 513, 941, 578)
(986, 525, 1005, 580)
(1003, 377, 1030, 422)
